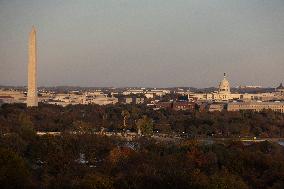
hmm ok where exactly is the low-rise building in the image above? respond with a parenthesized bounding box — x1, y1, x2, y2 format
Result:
(227, 101, 284, 113)
(208, 103, 226, 112)
(122, 89, 144, 95)
(189, 74, 284, 102)
(90, 96, 118, 105)
(0, 89, 26, 103)
(122, 89, 170, 98)
(118, 96, 145, 104)
(125, 97, 133, 104)
(155, 101, 172, 109)
(145, 93, 154, 99)
(172, 101, 195, 111)
(155, 101, 195, 111)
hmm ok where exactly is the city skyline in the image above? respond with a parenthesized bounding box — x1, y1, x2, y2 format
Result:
(0, 0, 284, 88)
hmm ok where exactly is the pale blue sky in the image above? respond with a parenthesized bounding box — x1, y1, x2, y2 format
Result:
(0, 0, 283, 87)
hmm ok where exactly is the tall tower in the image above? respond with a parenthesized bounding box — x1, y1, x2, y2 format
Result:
(27, 26, 38, 107)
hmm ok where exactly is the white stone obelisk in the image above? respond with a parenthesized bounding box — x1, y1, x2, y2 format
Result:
(27, 26, 38, 107)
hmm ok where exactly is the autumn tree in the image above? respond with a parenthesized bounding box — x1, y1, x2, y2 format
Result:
(136, 116, 154, 136)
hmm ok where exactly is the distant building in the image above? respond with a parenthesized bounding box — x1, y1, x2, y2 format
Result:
(0, 90, 26, 104)
(155, 101, 195, 111)
(238, 85, 262, 89)
(276, 83, 284, 95)
(122, 89, 144, 95)
(145, 93, 155, 99)
(118, 96, 145, 104)
(135, 97, 144, 104)
(172, 101, 195, 111)
(43, 91, 118, 106)
(218, 73, 230, 94)
(125, 97, 133, 104)
(90, 96, 118, 105)
(227, 101, 284, 113)
(208, 103, 226, 112)
(155, 101, 172, 109)
(189, 73, 283, 102)
(122, 89, 170, 98)
(189, 73, 234, 101)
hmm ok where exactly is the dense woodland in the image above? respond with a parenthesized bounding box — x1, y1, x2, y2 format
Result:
(1, 103, 284, 137)
(0, 103, 284, 189)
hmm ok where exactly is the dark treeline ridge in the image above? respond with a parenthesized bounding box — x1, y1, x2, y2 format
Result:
(1, 103, 284, 137)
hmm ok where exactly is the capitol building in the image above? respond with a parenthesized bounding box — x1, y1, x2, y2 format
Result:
(190, 73, 284, 102)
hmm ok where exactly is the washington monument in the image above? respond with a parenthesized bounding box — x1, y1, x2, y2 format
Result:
(27, 26, 38, 107)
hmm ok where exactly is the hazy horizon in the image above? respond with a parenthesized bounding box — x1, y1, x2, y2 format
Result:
(1, 0, 284, 88)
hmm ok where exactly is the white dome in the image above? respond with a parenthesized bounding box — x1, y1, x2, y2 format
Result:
(218, 73, 230, 94)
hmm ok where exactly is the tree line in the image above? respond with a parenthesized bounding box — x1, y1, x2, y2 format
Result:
(0, 103, 284, 188)
(0, 130, 284, 188)
(0, 103, 284, 138)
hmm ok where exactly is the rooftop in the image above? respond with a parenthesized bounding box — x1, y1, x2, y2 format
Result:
(277, 83, 284, 90)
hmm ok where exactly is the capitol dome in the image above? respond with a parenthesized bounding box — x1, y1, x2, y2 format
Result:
(277, 83, 284, 92)
(218, 73, 231, 94)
